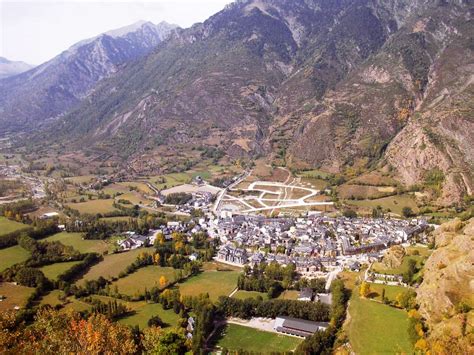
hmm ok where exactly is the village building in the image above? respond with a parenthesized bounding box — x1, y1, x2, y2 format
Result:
(297, 288, 313, 302)
(274, 316, 329, 337)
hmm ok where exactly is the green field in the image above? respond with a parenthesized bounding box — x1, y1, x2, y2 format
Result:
(178, 268, 239, 301)
(0, 282, 34, 311)
(278, 290, 300, 300)
(119, 302, 180, 329)
(211, 323, 301, 353)
(297, 169, 331, 179)
(77, 248, 155, 284)
(61, 297, 92, 313)
(365, 283, 410, 303)
(117, 182, 154, 195)
(110, 266, 177, 296)
(232, 290, 269, 300)
(372, 246, 430, 278)
(347, 293, 413, 354)
(0, 217, 29, 236)
(347, 194, 419, 216)
(43, 232, 110, 254)
(39, 261, 82, 280)
(116, 192, 148, 205)
(0, 245, 30, 271)
(66, 199, 118, 215)
(40, 290, 66, 307)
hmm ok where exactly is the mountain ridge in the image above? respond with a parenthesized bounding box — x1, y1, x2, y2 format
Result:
(0, 20, 179, 134)
(0, 57, 34, 79)
(5, 0, 474, 205)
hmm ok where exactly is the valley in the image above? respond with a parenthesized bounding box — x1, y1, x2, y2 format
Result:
(0, 0, 472, 353)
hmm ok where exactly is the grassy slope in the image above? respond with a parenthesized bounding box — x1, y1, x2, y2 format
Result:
(119, 302, 180, 329)
(0, 217, 29, 236)
(39, 261, 82, 280)
(348, 295, 413, 354)
(0, 282, 34, 311)
(178, 269, 239, 301)
(347, 194, 419, 216)
(212, 323, 301, 353)
(110, 266, 177, 296)
(66, 199, 118, 215)
(43, 232, 110, 254)
(0, 245, 30, 271)
(77, 248, 154, 284)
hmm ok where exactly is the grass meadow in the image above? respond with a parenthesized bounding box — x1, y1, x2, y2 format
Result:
(178, 268, 240, 301)
(110, 266, 177, 296)
(347, 294, 413, 354)
(346, 194, 419, 216)
(77, 248, 155, 285)
(211, 323, 301, 353)
(39, 261, 83, 280)
(66, 199, 118, 215)
(0, 245, 30, 271)
(43, 232, 110, 254)
(0, 217, 29, 236)
(119, 302, 180, 329)
(0, 282, 34, 311)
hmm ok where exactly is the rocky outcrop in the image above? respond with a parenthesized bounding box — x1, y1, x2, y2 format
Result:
(416, 219, 474, 352)
(382, 245, 406, 269)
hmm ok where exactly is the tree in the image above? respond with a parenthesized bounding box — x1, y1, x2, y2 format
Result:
(359, 282, 371, 298)
(402, 206, 414, 218)
(142, 327, 188, 354)
(148, 315, 165, 328)
(159, 275, 168, 288)
(403, 258, 418, 284)
(343, 209, 357, 218)
(2, 308, 137, 353)
(396, 290, 417, 310)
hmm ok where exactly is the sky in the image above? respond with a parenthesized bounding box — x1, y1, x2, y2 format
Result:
(0, 0, 234, 65)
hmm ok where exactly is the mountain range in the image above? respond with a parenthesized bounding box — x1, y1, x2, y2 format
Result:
(0, 57, 34, 79)
(0, 21, 178, 133)
(1, 0, 472, 205)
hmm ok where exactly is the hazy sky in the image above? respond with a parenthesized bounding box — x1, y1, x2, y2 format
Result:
(0, 0, 233, 65)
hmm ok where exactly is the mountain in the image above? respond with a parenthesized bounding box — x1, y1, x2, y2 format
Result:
(0, 21, 178, 133)
(0, 57, 34, 79)
(22, 0, 474, 203)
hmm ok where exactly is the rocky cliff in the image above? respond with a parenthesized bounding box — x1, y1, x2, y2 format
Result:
(416, 218, 474, 352)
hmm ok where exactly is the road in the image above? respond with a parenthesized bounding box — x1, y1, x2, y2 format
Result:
(213, 170, 251, 214)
